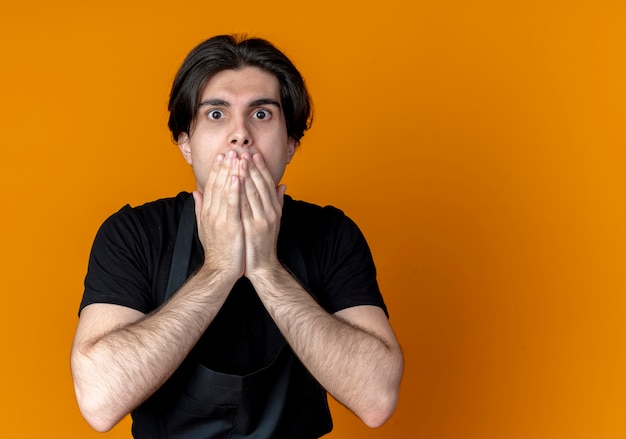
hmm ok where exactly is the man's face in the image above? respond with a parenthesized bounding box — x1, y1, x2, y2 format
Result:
(178, 66, 296, 192)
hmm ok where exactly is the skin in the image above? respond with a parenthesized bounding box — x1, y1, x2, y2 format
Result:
(71, 67, 403, 432)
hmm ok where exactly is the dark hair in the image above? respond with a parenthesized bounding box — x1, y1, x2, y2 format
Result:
(168, 35, 312, 144)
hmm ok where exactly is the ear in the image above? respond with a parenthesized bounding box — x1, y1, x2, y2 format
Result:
(286, 137, 297, 164)
(178, 133, 192, 165)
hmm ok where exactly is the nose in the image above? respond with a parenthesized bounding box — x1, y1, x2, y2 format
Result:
(228, 117, 252, 147)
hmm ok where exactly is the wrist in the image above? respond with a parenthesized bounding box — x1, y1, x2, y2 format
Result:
(191, 264, 240, 294)
(246, 259, 286, 287)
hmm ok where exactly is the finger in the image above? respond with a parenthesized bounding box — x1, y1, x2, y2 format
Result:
(246, 154, 280, 211)
(276, 184, 287, 209)
(202, 153, 224, 207)
(252, 153, 277, 191)
(210, 150, 237, 217)
(241, 157, 264, 219)
(226, 174, 241, 222)
(240, 173, 253, 224)
(192, 190, 204, 218)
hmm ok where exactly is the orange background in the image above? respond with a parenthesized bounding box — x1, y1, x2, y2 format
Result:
(1, 1, 625, 438)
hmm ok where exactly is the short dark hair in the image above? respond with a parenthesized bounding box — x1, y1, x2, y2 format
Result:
(168, 35, 312, 144)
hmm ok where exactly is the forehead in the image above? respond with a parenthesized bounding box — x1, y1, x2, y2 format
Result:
(200, 67, 281, 102)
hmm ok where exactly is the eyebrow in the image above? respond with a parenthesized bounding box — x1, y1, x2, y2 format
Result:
(198, 98, 282, 109)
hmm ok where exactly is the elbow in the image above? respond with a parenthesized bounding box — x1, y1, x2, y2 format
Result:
(89, 420, 116, 434)
(75, 385, 120, 433)
(75, 390, 122, 433)
(359, 352, 404, 428)
(359, 387, 400, 428)
(84, 415, 116, 433)
(72, 358, 123, 432)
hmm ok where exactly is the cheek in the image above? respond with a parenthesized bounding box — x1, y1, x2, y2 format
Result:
(189, 138, 220, 167)
(192, 169, 212, 193)
(269, 158, 289, 184)
(189, 151, 215, 187)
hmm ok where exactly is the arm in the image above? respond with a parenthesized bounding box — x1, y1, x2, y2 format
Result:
(251, 268, 403, 428)
(71, 269, 235, 432)
(239, 153, 403, 428)
(71, 152, 244, 431)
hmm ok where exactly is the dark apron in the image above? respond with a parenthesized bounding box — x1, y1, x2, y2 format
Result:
(131, 197, 333, 438)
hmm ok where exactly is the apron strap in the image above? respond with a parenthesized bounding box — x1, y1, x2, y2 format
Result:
(165, 196, 195, 301)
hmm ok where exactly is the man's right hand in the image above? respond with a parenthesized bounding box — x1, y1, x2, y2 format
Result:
(193, 150, 246, 282)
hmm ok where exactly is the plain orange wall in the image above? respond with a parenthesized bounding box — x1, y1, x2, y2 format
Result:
(1, 1, 625, 438)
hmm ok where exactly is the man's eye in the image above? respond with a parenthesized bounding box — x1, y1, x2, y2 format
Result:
(208, 110, 224, 120)
(253, 109, 271, 120)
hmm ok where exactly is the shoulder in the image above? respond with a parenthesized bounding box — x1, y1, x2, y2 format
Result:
(82, 192, 192, 314)
(280, 195, 371, 273)
(281, 195, 387, 316)
(282, 195, 365, 247)
(98, 192, 191, 240)
(282, 195, 352, 229)
(113, 191, 191, 227)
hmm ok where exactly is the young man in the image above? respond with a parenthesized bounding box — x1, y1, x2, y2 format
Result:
(71, 35, 403, 438)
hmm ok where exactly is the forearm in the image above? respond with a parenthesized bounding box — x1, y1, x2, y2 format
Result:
(249, 265, 403, 428)
(71, 267, 235, 432)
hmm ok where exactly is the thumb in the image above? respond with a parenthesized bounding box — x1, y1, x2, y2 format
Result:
(192, 190, 204, 217)
(276, 184, 287, 208)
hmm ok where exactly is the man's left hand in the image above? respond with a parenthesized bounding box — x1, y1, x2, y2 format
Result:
(239, 152, 286, 278)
